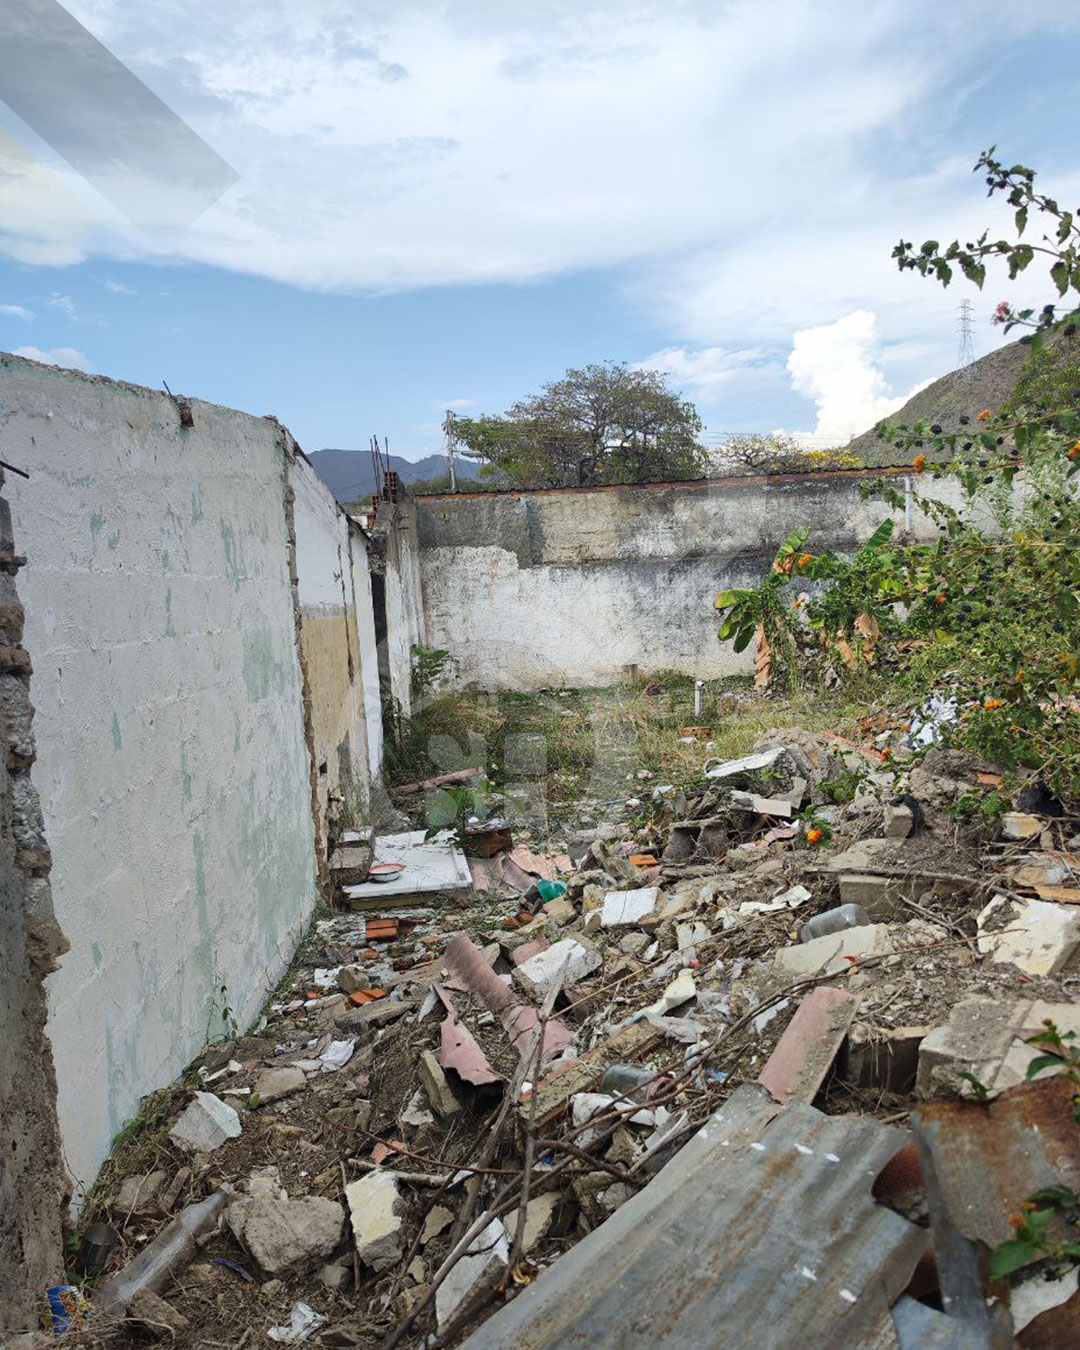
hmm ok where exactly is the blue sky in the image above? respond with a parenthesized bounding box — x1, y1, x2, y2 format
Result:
(2, 1, 1079, 460)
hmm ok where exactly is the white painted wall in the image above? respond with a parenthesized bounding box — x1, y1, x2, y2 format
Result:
(1, 354, 318, 1200)
(417, 473, 981, 689)
(383, 499, 425, 714)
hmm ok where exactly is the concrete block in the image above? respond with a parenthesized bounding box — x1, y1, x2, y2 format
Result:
(229, 1194, 344, 1274)
(421, 1205, 454, 1246)
(825, 838, 898, 872)
(513, 938, 601, 996)
(253, 1067, 306, 1105)
(882, 803, 915, 839)
(168, 1092, 242, 1153)
(837, 873, 905, 920)
(346, 1171, 405, 1272)
(774, 924, 893, 978)
(842, 1023, 928, 1095)
(435, 1216, 509, 1329)
(976, 896, 1080, 977)
(418, 1049, 460, 1118)
(544, 896, 577, 926)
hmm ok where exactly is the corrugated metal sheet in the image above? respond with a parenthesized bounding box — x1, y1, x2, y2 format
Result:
(460, 1083, 927, 1349)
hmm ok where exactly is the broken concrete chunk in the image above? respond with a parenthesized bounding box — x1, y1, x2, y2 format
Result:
(882, 802, 915, 839)
(126, 1288, 190, 1335)
(418, 1049, 461, 1118)
(825, 838, 898, 873)
(336, 964, 368, 995)
(513, 937, 601, 996)
(435, 1216, 509, 1329)
(319, 1262, 351, 1291)
(976, 895, 1080, 977)
(774, 923, 893, 978)
(501, 1192, 560, 1256)
(420, 1205, 454, 1246)
(729, 790, 793, 818)
(543, 896, 577, 926)
(704, 746, 787, 783)
(641, 969, 696, 1019)
(739, 885, 811, 917)
(168, 1092, 242, 1153)
(345, 1171, 405, 1272)
(110, 1169, 167, 1215)
(229, 1194, 344, 1274)
(1002, 812, 1044, 841)
(917, 995, 1080, 1099)
(601, 886, 659, 928)
(253, 1067, 307, 1105)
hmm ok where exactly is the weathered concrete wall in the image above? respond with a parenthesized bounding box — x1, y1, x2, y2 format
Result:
(0, 474, 69, 1333)
(372, 497, 425, 716)
(416, 472, 976, 689)
(349, 526, 383, 779)
(291, 453, 372, 856)
(0, 353, 319, 1201)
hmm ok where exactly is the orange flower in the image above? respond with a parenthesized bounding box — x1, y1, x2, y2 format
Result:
(913, 453, 926, 472)
(934, 592, 946, 605)
(1020, 1201, 1038, 1212)
(880, 746, 892, 761)
(984, 698, 1004, 710)
(806, 827, 823, 845)
(797, 553, 813, 568)
(1069, 441, 1080, 458)
(977, 408, 993, 422)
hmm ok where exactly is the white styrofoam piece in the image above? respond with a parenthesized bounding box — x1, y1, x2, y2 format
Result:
(342, 830, 472, 899)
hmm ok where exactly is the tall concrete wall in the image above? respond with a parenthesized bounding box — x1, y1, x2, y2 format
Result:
(0, 354, 320, 1201)
(349, 526, 384, 779)
(0, 474, 69, 1333)
(291, 453, 373, 860)
(416, 471, 975, 689)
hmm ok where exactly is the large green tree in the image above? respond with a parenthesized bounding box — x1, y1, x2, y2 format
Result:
(454, 362, 707, 489)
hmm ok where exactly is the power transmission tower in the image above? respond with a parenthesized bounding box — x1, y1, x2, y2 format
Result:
(956, 299, 975, 384)
(443, 409, 457, 491)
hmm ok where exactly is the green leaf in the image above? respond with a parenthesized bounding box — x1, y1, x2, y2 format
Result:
(732, 624, 756, 654)
(1052, 259, 1070, 295)
(1027, 1184, 1080, 1209)
(989, 1238, 1041, 1280)
(776, 527, 811, 560)
(1015, 205, 1028, 234)
(860, 520, 896, 554)
(715, 588, 742, 611)
(1025, 1053, 1064, 1080)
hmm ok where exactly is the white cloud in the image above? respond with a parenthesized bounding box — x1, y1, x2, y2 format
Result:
(437, 397, 473, 410)
(13, 345, 93, 371)
(636, 345, 763, 401)
(104, 278, 137, 294)
(0, 303, 33, 319)
(780, 310, 929, 444)
(3, 0, 1073, 301)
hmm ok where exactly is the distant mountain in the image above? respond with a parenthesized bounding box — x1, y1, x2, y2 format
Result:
(849, 339, 1030, 466)
(308, 448, 481, 502)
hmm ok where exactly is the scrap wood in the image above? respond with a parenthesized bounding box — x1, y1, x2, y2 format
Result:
(393, 767, 484, 796)
(442, 934, 573, 1063)
(434, 984, 503, 1088)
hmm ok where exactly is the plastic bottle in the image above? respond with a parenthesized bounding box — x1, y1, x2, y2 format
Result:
(599, 1064, 670, 1099)
(799, 904, 871, 943)
(94, 1191, 227, 1316)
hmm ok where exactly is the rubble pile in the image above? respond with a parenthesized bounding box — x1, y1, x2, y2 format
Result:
(69, 734, 1080, 1347)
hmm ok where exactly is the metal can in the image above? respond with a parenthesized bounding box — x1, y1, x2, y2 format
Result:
(42, 1284, 90, 1334)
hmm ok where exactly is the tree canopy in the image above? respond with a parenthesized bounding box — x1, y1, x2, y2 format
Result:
(453, 362, 707, 489)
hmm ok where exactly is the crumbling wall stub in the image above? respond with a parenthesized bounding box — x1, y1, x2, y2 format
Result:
(0, 472, 69, 1332)
(416, 473, 977, 689)
(2, 354, 319, 1201)
(288, 453, 373, 866)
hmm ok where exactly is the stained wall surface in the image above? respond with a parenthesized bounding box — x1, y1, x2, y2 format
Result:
(291, 454, 372, 852)
(1, 354, 319, 1199)
(416, 472, 978, 689)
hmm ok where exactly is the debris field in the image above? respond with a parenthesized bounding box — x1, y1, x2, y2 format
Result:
(62, 729, 1080, 1348)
